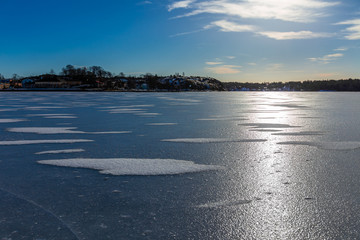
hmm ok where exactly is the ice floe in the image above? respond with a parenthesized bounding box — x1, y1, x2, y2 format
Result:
(37, 158, 224, 175)
(197, 199, 252, 208)
(6, 127, 131, 135)
(0, 139, 93, 145)
(161, 138, 267, 143)
(35, 149, 85, 155)
(0, 119, 27, 123)
(277, 141, 360, 150)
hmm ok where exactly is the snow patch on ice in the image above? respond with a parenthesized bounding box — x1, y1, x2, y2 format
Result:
(162, 138, 267, 143)
(7, 127, 83, 134)
(37, 158, 224, 175)
(0, 119, 27, 123)
(6, 127, 131, 135)
(277, 141, 360, 150)
(146, 123, 178, 126)
(0, 139, 93, 145)
(35, 149, 85, 155)
(44, 116, 78, 119)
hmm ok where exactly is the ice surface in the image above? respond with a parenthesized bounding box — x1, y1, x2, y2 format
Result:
(239, 123, 300, 128)
(6, 127, 131, 135)
(7, 127, 83, 134)
(146, 123, 178, 126)
(161, 138, 267, 143)
(196, 117, 248, 121)
(37, 158, 224, 175)
(0, 119, 27, 123)
(27, 114, 75, 117)
(277, 141, 360, 150)
(0, 139, 93, 145)
(197, 199, 252, 208)
(44, 116, 78, 119)
(272, 131, 324, 136)
(35, 149, 85, 155)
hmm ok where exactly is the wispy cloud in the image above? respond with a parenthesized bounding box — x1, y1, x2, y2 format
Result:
(308, 53, 344, 64)
(206, 64, 242, 74)
(168, 0, 195, 11)
(205, 20, 256, 32)
(258, 31, 334, 40)
(335, 19, 360, 40)
(137, 1, 152, 5)
(266, 63, 284, 71)
(169, 0, 339, 23)
(206, 61, 223, 65)
(334, 47, 348, 51)
(204, 20, 333, 40)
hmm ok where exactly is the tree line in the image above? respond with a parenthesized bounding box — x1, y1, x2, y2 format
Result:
(224, 79, 360, 91)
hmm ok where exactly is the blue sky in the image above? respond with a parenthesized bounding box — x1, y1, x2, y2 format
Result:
(1, 0, 359, 82)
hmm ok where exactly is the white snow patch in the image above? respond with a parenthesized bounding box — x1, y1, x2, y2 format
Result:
(277, 141, 360, 150)
(0, 139, 93, 145)
(7, 127, 83, 134)
(0, 119, 27, 123)
(35, 149, 85, 155)
(44, 116, 78, 119)
(37, 158, 224, 176)
(6, 127, 131, 135)
(162, 138, 267, 143)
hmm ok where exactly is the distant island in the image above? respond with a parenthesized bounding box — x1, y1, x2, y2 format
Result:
(1, 65, 359, 91)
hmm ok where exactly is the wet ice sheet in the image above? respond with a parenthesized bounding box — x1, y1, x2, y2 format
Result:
(0, 139, 93, 145)
(6, 127, 131, 135)
(197, 199, 252, 208)
(35, 149, 85, 155)
(272, 131, 325, 136)
(239, 123, 301, 128)
(162, 138, 267, 143)
(278, 141, 360, 150)
(37, 158, 224, 176)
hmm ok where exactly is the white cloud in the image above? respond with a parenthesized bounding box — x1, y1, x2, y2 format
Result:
(206, 65, 242, 74)
(335, 19, 360, 40)
(168, 0, 195, 11)
(334, 47, 348, 51)
(258, 31, 333, 40)
(308, 53, 344, 64)
(248, 62, 257, 66)
(170, 0, 339, 23)
(205, 20, 256, 32)
(206, 61, 223, 65)
(226, 56, 236, 59)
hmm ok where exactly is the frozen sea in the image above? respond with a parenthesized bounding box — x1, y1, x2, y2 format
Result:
(0, 91, 360, 239)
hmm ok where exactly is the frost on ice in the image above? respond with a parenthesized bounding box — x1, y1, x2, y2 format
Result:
(37, 158, 224, 175)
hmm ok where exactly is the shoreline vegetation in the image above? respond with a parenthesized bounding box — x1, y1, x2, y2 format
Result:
(1, 65, 360, 92)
